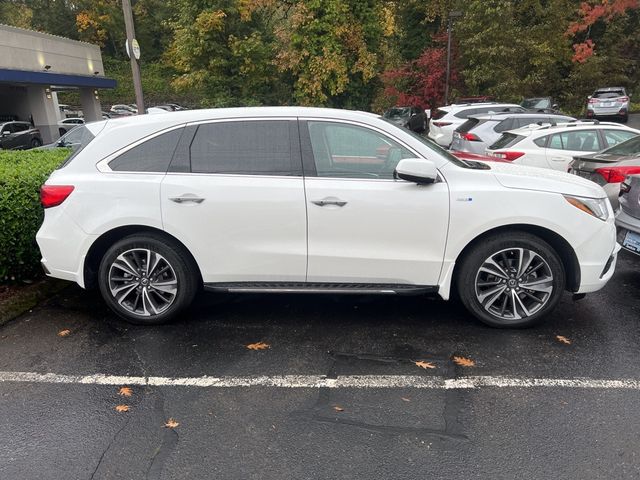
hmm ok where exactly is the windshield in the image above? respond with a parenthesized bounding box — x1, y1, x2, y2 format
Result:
(394, 122, 489, 169)
(58, 125, 96, 168)
(522, 98, 551, 109)
(603, 135, 640, 156)
(383, 107, 411, 119)
(593, 90, 625, 99)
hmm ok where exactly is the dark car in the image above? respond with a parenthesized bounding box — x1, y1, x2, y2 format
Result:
(569, 133, 640, 207)
(382, 106, 426, 133)
(616, 174, 640, 255)
(0, 121, 43, 150)
(521, 97, 560, 114)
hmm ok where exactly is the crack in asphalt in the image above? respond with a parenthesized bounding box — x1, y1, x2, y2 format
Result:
(90, 416, 132, 480)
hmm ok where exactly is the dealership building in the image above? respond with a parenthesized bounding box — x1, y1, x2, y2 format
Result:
(0, 24, 116, 143)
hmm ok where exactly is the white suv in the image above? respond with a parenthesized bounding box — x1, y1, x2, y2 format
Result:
(37, 107, 618, 328)
(428, 103, 525, 147)
(486, 121, 640, 171)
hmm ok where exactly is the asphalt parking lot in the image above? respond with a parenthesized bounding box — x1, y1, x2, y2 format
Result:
(0, 248, 638, 479)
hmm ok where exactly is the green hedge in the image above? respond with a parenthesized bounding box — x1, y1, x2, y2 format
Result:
(0, 149, 70, 282)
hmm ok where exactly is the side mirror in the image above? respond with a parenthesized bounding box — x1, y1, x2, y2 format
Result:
(552, 104, 559, 110)
(394, 158, 438, 184)
(1, 131, 10, 137)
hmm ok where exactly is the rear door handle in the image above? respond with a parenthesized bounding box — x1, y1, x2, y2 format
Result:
(169, 195, 205, 204)
(311, 199, 347, 207)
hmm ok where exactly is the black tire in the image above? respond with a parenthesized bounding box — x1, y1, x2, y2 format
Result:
(620, 115, 628, 124)
(98, 233, 198, 325)
(30, 138, 42, 148)
(456, 232, 565, 328)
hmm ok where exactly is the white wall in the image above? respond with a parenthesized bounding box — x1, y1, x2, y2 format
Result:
(0, 24, 105, 77)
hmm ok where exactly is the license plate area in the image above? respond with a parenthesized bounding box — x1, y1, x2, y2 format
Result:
(623, 230, 640, 253)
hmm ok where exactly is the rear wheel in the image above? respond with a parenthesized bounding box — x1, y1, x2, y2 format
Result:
(457, 232, 565, 328)
(30, 138, 42, 148)
(98, 234, 198, 325)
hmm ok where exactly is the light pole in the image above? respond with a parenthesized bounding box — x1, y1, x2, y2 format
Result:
(122, 0, 145, 114)
(445, 11, 463, 106)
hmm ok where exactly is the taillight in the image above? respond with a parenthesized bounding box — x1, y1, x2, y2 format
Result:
(461, 132, 481, 142)
(619, 96, 629, 102)
(588, 98, 598, 104)
(490, 151, 525, 161)
(595, 167, 640, 184)
(432, 122, 452, 127)
(40, 185, 74, 208)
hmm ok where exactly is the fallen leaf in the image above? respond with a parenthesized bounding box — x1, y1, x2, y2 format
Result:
(556, 335, 571, 345)
(115, 405, 130, 412)
(164, 418, 179, 428)
(57, 329, 71, 337)
(414, 360, 436, 370)
(246, 341, 270, 350)
(118, 386, 132, 397)
(452, 356, 475, 367)
(333, 406, 344, 412)
(401, 397, 411, 402)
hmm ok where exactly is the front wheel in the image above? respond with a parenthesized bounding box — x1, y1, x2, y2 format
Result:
(30, 138, 42, 148)
(457, 233, 565, 328)
(98, 234, 198, 325)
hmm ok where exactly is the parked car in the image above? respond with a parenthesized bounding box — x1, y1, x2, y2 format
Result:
(383, 106, 427, 133)
(0, 121, 42, 149)
(586, 87, 630, 123)
(486, 121, 640, 172)
(110, 104, 136, 116)
(58, 117, 84, 135)
(38, 125, 88, 150)
(37, 107, 619, 329)
(569, 135, 640, 207)
(451, 112, 575, 155)
(521, 97, 560, 113)
(428, 103, 526, 148)
(616, 175, 640, 255)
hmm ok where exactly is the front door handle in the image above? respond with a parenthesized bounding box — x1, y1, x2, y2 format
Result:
(311, 199, 347, 207)
(169, 195, 205, 204)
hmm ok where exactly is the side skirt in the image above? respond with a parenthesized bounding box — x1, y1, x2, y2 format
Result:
(203, 282, 438, 296)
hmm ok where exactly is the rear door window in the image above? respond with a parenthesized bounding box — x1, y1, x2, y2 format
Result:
(190, 120, 297, 176)
(489, 133, 525, 150)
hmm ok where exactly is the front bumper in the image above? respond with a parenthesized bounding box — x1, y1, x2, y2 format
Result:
(574, 216, 620, 294)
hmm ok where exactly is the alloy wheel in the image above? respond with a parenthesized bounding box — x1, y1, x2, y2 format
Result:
(108, 248, 178, 317)
(474, 247, 554, 321)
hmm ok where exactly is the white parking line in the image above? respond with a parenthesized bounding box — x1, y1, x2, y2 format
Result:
(1, 371, 640, 390)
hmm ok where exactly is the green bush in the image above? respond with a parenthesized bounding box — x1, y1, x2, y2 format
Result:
(0, 149, 69, 282)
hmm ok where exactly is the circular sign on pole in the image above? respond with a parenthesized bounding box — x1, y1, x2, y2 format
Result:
(125, 39, 141, 60)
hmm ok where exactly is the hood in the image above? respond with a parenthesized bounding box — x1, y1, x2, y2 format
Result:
(488, 161, 606, 198)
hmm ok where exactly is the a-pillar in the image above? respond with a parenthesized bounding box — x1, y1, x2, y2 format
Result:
(26, 85, 59, 144)
(80, 88, 102, 123)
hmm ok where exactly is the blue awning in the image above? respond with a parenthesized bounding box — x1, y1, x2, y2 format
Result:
(0, 68, 116, 89)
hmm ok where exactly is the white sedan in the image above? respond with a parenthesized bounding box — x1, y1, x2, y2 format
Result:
(37, 107, 618, 328)
(486, 121, 640, 171)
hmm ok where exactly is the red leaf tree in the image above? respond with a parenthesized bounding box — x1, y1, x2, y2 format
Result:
(380, 33, 456, 110)
(567, 0, 639, 62)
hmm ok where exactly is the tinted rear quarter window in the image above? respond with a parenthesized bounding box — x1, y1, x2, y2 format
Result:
(109, 127, 183, 172)
(456, 118, 480, 133)
(190, 120, 294, 175)
(489, 133, 524, 150)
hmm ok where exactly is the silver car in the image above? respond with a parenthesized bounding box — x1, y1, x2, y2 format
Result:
(616, 175, 640, 255)
(587, 87, 630, 123)
(569, 134, 640, 207)
(451, 112, 574, 154)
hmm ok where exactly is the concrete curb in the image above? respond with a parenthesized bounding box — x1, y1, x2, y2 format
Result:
(0, 278, 69, 326)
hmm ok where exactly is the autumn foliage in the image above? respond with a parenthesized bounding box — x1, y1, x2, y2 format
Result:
(567, 0, 639, 62)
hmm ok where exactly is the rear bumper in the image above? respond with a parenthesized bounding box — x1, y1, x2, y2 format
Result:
(427, 129, 453, 148)
(36, 207, 95, 288)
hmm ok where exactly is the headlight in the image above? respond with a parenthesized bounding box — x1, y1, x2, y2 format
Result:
(564, 195, 610, 221)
